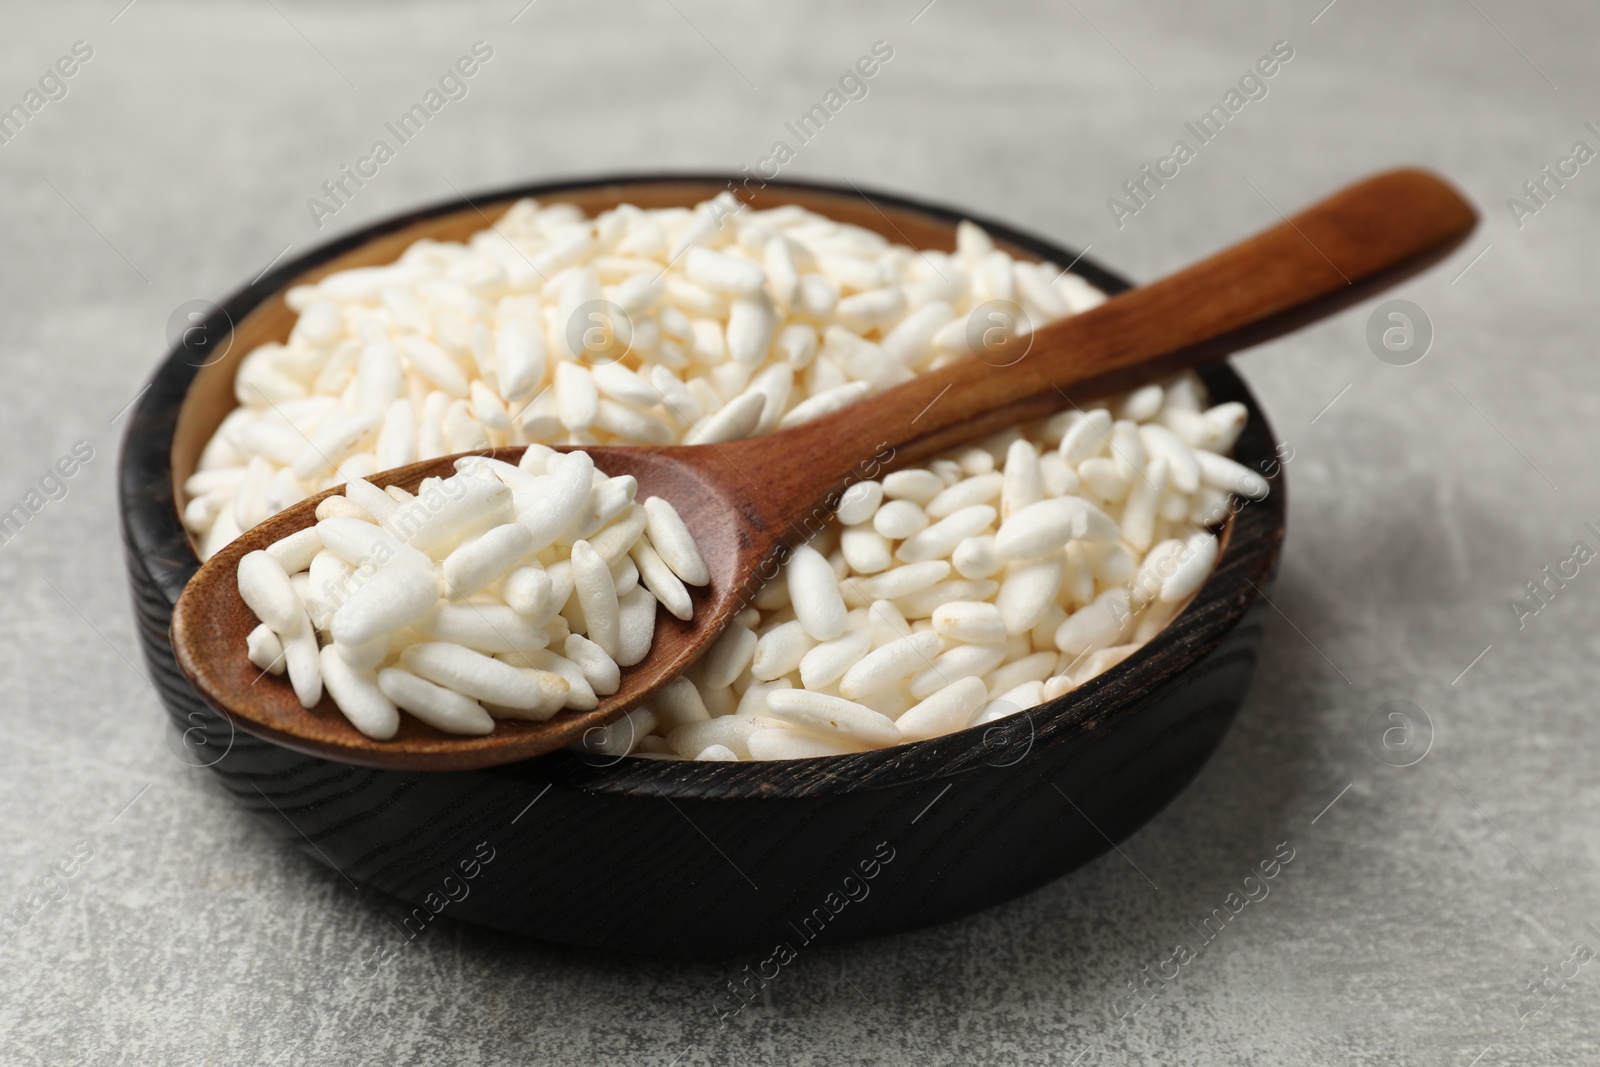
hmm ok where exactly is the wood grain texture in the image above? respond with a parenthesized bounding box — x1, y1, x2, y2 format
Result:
(168, 169, 1472, 771)
(121, 173, 1289, 950)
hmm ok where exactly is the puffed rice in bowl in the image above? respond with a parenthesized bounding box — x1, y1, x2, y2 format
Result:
(121, 175, 1285, 953)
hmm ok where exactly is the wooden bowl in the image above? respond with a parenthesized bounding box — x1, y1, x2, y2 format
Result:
(119, 175, 1286, 956)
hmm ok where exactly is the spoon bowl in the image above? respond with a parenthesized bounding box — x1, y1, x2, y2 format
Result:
(171, 444, 759, 770)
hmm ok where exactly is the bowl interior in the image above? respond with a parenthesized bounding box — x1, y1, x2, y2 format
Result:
(141, 174, 1283, 799)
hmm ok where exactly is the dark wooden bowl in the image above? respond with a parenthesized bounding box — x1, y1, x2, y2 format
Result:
(119, 174, 1286, 956)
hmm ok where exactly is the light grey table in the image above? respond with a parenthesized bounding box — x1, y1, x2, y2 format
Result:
(1, 1, 1595, 1063)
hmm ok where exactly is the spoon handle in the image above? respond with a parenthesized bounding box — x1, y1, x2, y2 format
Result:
(724, 168, 1476, 523)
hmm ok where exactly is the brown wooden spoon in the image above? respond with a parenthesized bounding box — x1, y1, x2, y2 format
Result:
(171, 168, 1476, 771)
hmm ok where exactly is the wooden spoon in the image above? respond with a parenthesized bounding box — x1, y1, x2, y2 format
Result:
(172, 168, 1476, 771)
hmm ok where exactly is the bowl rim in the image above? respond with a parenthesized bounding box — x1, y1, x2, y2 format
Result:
(120, 171, 1286, 799)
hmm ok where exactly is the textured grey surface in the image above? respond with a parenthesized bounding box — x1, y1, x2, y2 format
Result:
(0, 0, 1596, 1063)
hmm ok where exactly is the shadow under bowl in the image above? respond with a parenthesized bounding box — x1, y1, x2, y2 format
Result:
(119, 174, 1287, 956)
